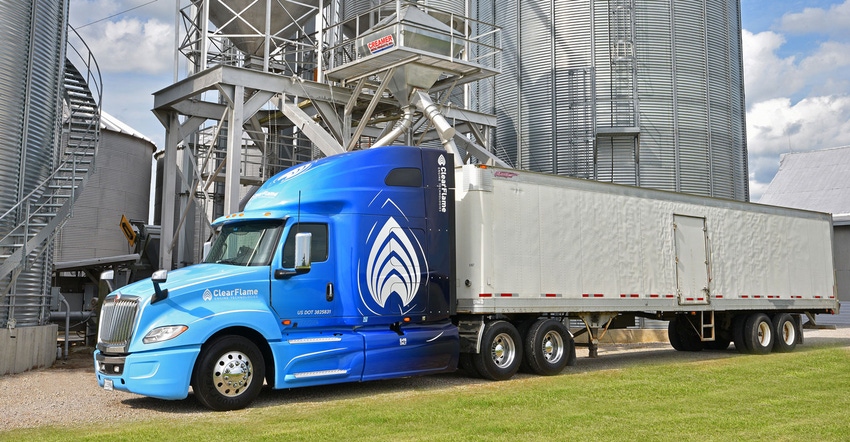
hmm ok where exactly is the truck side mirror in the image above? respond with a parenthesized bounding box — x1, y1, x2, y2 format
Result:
(151, 269, 169, 304)
(294, 232, 312, 271)
(275, 232, 312, 280)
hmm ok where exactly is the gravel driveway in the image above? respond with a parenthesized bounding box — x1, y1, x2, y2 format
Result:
(2, 327, 848, 431)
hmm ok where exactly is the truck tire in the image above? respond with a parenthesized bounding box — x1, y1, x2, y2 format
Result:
(668, 316, 703, 352)
(473, 320, 522, 381)
(771, 313, 797, 353)
(732, 315, 749, 353)
(192, 335, 266, 411)
(743, 313, 774, 355)
(524, 319, 571, 376)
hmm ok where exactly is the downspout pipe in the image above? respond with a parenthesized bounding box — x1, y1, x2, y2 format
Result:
(372, 105, 415, 147)
(60, 295, 69, 360)
(412, 90, 463, 167)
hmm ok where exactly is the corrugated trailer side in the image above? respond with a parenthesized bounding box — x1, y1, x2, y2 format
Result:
(453, 164, 838, 379)
(455, 164, 836, 314)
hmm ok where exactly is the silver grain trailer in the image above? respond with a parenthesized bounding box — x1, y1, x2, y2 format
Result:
(454, 164, 838, 379)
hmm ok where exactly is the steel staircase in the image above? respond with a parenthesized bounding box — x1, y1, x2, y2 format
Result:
(0, 26, 102, 310)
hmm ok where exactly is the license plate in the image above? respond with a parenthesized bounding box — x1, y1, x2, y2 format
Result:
(104, 379, 114, 391)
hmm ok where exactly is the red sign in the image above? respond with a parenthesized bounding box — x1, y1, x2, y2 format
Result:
(367, 34, 395, 54)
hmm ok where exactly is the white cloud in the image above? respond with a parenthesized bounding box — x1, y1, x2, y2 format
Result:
(742, 1, 850, 201)
(741, 29, 805, 106)
(76, 18, 173, 75)
(779, 0, 850, 40)
(69, 0, 176, 28)
(747, 95, 850, 200)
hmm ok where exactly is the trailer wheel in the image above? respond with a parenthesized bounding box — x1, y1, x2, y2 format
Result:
(524, 319, 571, 376)
(743, 313, 774, 355)
(192, 335, 265, 411)
(473, 320, 522, 381)
(732, 315, 749, 353)
(771, 313, 797, 353)
(668, 316, 703, 352)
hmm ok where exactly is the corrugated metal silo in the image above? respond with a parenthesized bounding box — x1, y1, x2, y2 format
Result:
(54, 114, 155, 263)
(479, 0, 748, 200)
(0, 0, 67, 327)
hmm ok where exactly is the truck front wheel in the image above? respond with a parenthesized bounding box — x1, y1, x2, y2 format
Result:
(192, 335, 266, 411)
(473, 320, 522, 381)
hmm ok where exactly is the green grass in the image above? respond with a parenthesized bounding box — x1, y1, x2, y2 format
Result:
(4, 346, 850, 441)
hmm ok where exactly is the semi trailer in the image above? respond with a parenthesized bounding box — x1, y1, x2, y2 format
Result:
(94, 146, 838, 410)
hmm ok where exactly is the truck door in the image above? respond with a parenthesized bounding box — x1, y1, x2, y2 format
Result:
(270, 221, 364, 386)
(673, 215, 711, 305)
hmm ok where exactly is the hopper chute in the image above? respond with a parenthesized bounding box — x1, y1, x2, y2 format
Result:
(200, 0, 320, 56)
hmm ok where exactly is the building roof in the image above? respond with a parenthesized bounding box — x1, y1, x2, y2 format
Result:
(759, 146, 850, 225)
(100, 110, 155, 145)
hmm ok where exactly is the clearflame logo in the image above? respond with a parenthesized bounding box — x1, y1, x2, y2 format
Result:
(366, 217, 421, 308)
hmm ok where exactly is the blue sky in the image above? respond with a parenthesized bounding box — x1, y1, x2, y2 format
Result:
(68, 0, 850, 201)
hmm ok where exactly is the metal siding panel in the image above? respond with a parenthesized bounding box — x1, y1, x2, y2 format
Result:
(494, 0, 520, 166)
(520, 0, 555, 173)
(55, 132, 154, 263)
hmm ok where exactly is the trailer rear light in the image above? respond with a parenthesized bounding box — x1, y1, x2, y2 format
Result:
(619, 294, 639, 298)
(479, 293, 492, 297)
(500, 293, 514, 297)
(542, 293, 560, 298)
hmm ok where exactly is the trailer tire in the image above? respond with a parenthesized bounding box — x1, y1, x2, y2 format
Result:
(771, 313, 797, 353)
(524, 319, 571, 376)
(473, 320, 522, 381)
(743, 313, 774, 355)
(668, 316, 703, 352)
(192, 335, 265, 411)
(732, 315, 749, 353)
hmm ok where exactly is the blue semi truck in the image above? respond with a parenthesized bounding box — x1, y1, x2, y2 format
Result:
(95, 146, 838, 410)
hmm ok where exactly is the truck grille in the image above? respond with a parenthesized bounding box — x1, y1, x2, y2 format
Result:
(97, 295, 140, 354)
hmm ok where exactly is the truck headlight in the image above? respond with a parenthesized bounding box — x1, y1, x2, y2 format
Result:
(143, 325, 188, 344)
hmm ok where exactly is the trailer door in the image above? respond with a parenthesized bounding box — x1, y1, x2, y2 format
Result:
(673, 215, 710, 305)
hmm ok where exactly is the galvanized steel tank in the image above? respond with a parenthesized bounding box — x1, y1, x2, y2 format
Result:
(54, 113, 155, 263)
(0, 0, 67, 327)
(477, 0, 749, 201)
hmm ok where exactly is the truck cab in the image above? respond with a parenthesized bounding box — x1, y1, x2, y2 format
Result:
(95, 146, 458, 410)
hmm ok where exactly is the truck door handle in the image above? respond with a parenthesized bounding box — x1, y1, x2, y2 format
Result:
(326, 283, 334, 302)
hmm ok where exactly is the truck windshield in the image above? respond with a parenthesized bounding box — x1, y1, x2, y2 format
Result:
(204, 221, 282, 266)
